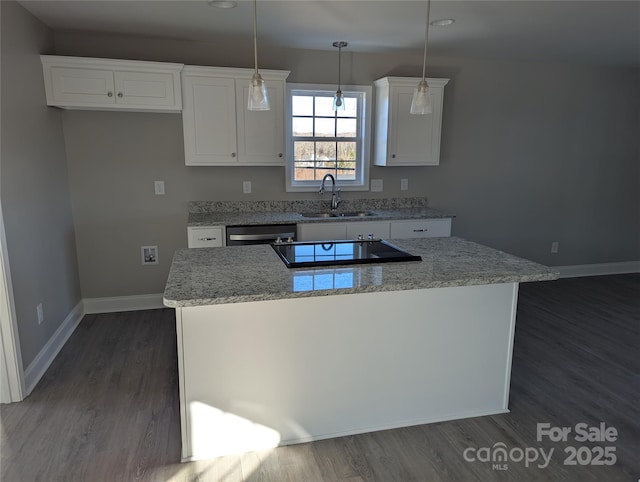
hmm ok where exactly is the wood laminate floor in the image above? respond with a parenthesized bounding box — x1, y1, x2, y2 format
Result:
(1, 275, 638, 481)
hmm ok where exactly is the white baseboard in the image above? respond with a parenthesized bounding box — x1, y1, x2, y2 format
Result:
(24, 301, 85, 395)
(557, 261, 640, 278)
(83, 293, 165, 314)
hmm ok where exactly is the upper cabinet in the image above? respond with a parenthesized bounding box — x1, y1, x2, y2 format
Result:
(181, 66, 290, 166)
(40, 55, 184, 112)
(373, 77, 449, 166)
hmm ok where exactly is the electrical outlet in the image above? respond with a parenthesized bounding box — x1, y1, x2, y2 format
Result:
(371, 179, 383, 192)
(154, 181, 165, 195)
(551, 242, 559, 254)
(243, 181, 252, 194)
(401, 178, 409, 191)
(37, 303, 44, 324)
(141, 246, 158, 265)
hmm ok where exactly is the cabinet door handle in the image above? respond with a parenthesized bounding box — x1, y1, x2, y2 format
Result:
(199, 237, 217, 241)
(231, 152, 237, 158)
(107, 92, 113, 97)
(413, 228, 428, 232)
(392, 154, 396, 158)
(278, 153, 283, 158)
(117, 92, 123, 98)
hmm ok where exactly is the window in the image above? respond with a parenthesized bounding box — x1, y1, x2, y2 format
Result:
(286, 84, 371, 192)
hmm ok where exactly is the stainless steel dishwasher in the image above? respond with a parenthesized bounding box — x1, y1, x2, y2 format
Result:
(225, 224, 297, 246)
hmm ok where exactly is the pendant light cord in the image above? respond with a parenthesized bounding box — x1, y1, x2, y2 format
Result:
(421, 0, 431, 81)
(253, 0, 259, 74)
(337, 45, 342, 91)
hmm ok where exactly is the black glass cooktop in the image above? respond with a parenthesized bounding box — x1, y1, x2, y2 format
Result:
(271, 239, 422, 268)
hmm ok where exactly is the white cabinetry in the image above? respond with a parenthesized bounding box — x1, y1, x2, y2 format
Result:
(373, 77, 449, 166)
(40, 55, 183, 112)
(187, 227, 225, 248)
(389, 219, 452, 238)
(298, 223, 347, 241)
(345, 221, 390, 240)
(181, 66, 290, 166)
(298, 218, 451, 241)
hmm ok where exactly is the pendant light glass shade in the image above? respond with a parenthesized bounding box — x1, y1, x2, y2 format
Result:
(332, 41, 347, 112)
(248, 0, 270, 111)
(333, 90, 345, 111)
(411, 0, 432, 115)
(410, 80, 432, 114)
(248, 72, 270, 111)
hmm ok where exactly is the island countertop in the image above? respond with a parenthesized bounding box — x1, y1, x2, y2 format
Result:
(163, 237, 559, 307)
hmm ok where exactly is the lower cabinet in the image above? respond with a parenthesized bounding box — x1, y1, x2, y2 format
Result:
(187, 227, 225, 248)
(389, 219, 452, 238)
(297, 223, 346, 241)
(298, 218, 451, 241)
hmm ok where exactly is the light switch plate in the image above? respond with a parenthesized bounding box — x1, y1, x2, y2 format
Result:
(371, 179, 383, 192)
(154, 181, 165, 195)
(243, 181, 252, 194)
(401, 179, 409, 191)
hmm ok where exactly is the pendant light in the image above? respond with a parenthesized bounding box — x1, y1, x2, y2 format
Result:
(248, 0, 269, 111)
(410, 0, 432, 115)
(332, 41, 348, 111)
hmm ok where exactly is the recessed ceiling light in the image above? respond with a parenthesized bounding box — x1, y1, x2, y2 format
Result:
(207, 0, 237, 8)
(430, 18, 455, 27)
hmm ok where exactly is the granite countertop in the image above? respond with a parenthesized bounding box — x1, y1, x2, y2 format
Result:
(163, 237, 559, 307)
(188, 207, 453, 227)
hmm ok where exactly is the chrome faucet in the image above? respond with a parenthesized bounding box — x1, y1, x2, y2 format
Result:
(319, 173, 342, 211)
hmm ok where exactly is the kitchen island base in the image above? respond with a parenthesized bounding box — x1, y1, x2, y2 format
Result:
(175, 282, 519, 461)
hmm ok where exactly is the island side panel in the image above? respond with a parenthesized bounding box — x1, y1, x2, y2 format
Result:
(177, 282, 519, 460)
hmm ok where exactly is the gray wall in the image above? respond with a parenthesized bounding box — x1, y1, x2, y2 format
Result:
(1, 1, 81, 368)
(53, 30, 639, 298)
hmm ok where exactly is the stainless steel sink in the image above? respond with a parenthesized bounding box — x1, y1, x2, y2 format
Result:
(300, 211, 376, 218)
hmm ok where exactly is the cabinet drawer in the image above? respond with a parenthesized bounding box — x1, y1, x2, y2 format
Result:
(346, 221, 390, 240)
(188, 227, 224, 248)
(389, 219, 451, 238)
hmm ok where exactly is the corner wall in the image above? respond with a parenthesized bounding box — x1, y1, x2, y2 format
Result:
(0, 1, 81, 369)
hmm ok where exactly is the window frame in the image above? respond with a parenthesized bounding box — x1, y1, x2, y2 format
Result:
(285, 83, 372, 192)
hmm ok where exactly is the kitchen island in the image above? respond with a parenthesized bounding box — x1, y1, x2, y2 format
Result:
(164, 237, 558, 461)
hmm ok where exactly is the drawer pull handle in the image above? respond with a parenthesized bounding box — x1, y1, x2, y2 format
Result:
(199, 237, 217, 241)
(413, 229, 428, 232)
(117, 92, 123, 98)
(107, 92, 113, 97)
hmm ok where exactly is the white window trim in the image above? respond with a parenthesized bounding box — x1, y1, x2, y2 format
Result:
(285, 83, 372, 193)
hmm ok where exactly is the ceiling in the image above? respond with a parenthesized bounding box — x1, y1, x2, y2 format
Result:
(18, 0, 640, 67)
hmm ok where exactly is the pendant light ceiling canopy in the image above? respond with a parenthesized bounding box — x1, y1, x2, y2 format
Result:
(410, 0, 432, 115)
(248, 0, 269, 111)
(332, 41, 348, 112)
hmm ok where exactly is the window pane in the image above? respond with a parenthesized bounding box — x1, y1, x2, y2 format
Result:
(292, 117, 313, 137)
(316, 141, 336, 161)
(337, 142, 356, 160)
(315, 97, 335, 117)
(314, 167, 337, 180)
(292, 95, 313, 116)
(336, 118, 357, 137)
(315, 118, 335, 137)
(337, 97, 358, 117)
(294, 141, 315, 161)
(294, 163, 316, 181)
(337, 161, 356, 181)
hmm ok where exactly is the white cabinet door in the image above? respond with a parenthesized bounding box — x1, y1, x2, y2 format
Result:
(41, 56, 183, 112)
(181, 67, 289, 166)
(49, 67, 116, 106)
(187, 227, 225, 248)
(114, 71, 180, 109)
(235, 80, 285, 165)
(298, 223, 347, 241)
(182, 76, 238, 165)
(345, 221, 391, 240)
(389, 219, 452, 238)
(374, 77, 448, 166)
